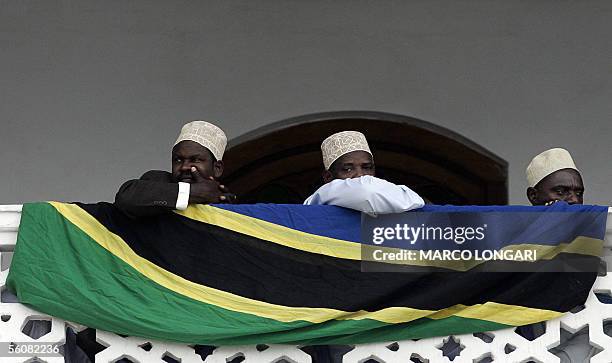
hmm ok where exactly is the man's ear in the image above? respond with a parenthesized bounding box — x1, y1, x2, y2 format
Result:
(213, 160, 224, 179)
(526, 187, 539, 205)
(322, 170, 334, 183)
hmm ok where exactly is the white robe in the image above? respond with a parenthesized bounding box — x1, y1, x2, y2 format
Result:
(303, 175, 425, 215)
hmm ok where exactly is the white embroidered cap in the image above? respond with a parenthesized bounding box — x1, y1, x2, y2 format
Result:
(174, 121, 227, 160)
(526, 148, 579, 187)
(321, 131, 372, 170)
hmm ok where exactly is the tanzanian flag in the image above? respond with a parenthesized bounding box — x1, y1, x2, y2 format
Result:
(6, 202, 608, 345)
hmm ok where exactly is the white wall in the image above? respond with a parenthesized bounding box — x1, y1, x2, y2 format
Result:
(1, 0, 611, 205)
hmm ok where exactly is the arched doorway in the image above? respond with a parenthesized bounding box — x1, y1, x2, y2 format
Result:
(222, 111, 507, 205)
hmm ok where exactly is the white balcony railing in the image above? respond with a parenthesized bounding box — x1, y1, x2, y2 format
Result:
(1, 205, 611, 363)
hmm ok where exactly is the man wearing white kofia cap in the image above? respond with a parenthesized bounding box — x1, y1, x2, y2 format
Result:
(115, 120, 235, 218)
(304, 131, 424, 214)
(526, 147, 584, 206)
(522, 147, 601, 363)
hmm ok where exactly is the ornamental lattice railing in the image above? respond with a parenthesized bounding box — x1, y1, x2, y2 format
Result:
(0, 205, 611, 363)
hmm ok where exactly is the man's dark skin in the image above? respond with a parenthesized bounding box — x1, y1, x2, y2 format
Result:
(171, 140, 234, 203)
(526, 168, 584, 206)
(115, 140, 235, 218)
(322, 150, 375, 182)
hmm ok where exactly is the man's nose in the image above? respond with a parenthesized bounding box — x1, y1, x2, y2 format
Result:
(564, 192, 579, 205)
(353, 167, 366, 178)
(180, 160, 194, 171)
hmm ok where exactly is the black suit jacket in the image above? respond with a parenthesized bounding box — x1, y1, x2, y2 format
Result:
(114, 170, 180, 218)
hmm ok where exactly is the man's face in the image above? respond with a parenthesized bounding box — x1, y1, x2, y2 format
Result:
(171, 140, 223, 183)
(323, 150, 375, 183)
(527, 168, 584, 205)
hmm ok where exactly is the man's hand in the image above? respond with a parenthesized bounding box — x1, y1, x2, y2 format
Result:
(188, 167, 236, 204)
(218, 183, 238, 203)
